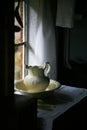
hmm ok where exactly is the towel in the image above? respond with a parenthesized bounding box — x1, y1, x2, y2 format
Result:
(56, 0, 75, 28)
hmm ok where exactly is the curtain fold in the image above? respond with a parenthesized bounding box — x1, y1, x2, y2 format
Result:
(28, 0, 57, 80)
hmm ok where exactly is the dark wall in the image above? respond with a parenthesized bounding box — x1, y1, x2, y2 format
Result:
(70, 0, 87, 61)
(0, 1, 37, 129)
(0, 1, 14, 129)
(0, 1, 14, 96)
(56, 0, 87, 88)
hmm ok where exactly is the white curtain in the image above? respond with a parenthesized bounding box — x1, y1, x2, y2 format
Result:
(27, 0, 57, 80)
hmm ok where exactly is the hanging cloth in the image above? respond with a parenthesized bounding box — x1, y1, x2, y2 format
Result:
(56, 0, 75, 28)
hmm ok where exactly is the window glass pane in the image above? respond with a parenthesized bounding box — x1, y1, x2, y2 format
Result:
(15, 46, 23, 80)
(14, 1, 24, 80)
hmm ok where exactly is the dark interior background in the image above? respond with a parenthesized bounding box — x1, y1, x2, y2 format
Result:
(56, 0, 87, 88)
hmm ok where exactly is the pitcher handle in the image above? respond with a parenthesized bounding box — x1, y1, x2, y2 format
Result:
(44, 62, 51, 76)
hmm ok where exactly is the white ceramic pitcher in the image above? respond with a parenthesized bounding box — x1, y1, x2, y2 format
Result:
(24, 62, 51, 92)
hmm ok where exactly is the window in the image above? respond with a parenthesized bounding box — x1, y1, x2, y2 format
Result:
(14, 0, 24, 80)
